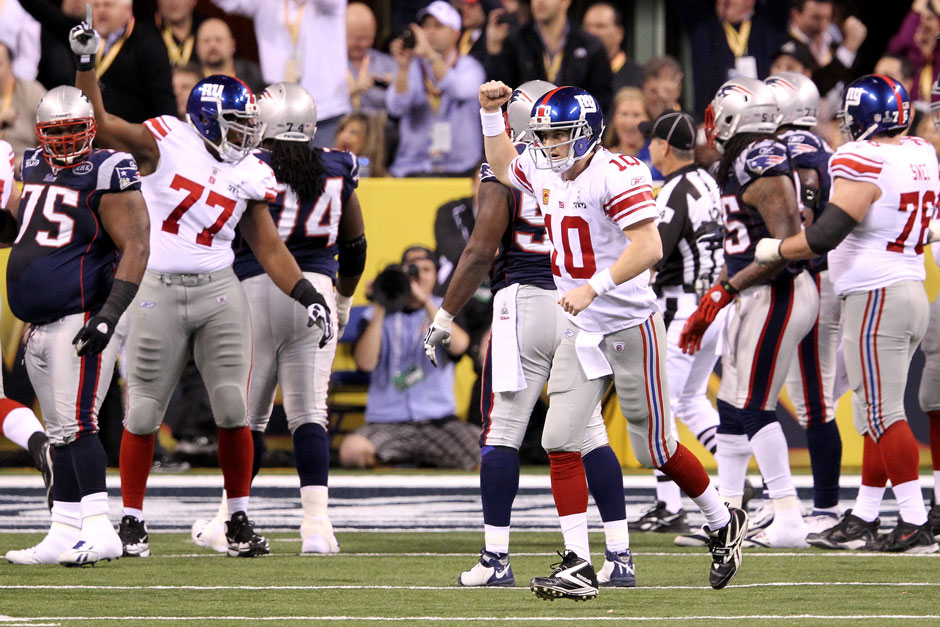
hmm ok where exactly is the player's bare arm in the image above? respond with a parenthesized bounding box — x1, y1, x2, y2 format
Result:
(335, 191, 367, 337)
(479, 81, 517, 186)
(559, 218, 663, 316)
(239, 200, 307, 294)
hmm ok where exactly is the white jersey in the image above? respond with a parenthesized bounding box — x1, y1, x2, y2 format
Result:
(827, 136, 938, 296)
(0, 141, 13, 208)
(141, 115, 277, 274)
(508, 146, 660, 334)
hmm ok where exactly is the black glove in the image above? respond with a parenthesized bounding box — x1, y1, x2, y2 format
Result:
(72, 315, 116, 357)
(291, 279, 334, 349)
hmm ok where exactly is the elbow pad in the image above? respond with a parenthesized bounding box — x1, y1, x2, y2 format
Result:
(338, 234, 367, 277)
(804, 202, 859, 255)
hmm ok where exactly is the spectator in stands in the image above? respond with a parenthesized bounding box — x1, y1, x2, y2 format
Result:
(20, 0, 86, 90)
(195, 18, 264, 94)
(0, 42, 46, 163)
(484, 0, 613, 114)
(582, 1, 642, 92)
(155, 0, 203, 68)
(341, 246, 478, 470)
(642, 55, 683, 119)
(172, 63, 202, 119)
(770, 40, 815, 76)
(0, 0, 40, 81)
(455, 0, 498, 65)
(677, 0, 789, 115)
(25, 0, 176, 123)
(874, 53, 925, 130)
(603, 87, 663, 184)
(887, 0, 940, 102)
(386, 1, 485, 177)
(346, 2, 396, 114)
(787, 0, 867, 98)
(209, 0, 350, 148)
(335, 111, 388, 177)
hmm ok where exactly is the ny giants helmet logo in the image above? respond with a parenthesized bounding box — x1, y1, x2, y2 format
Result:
(200, 83, 225, 101)
(573, 94, 597, 115)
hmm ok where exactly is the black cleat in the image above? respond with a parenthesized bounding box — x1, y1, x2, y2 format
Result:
(530, 550, 599, 601)
(225, 511, 270, 557)
(928, 502, 940, 540)
(706, 506, 748, 590)
(872, 516, 939, 554)
(631, 501, 688, 533)
(118, 515, 151, 557)
(806, 509, 879, 551)
(27, 432, 54, 510)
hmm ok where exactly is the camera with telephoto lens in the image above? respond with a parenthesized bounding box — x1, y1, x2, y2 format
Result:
(400, 26, 417, 50)
(370, 263, 419, 312)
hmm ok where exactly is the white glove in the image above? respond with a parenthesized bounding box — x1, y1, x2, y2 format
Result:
(927, 220, 940, 244)
(754, 238, 783, 265)
(335, 294, 353, 339)
(69, 6, 100, 68)
(423, 308, 454, 368)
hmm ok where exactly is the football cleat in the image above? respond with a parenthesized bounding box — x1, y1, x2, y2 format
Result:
(804, 510, 841, 535)
(631, 501, 688, 533)
(192, 517, 229, 553)
(705, 506, 748, 590)
(28, 435, 54, 511)
(806, 509, 879, 550)
(743, 515, 808, 549)
(225, 511, 270, 557)
(301, 516, 340, 554)
(457, 549, 515, 587)
(119, 515, 151, 557)
(530, 550, 599, 601)
(6, 523, 81, 564)
(58, 532, 122, 568)
(872, 516, 939, 554)
(597, 549, 636, 587)
(928, 502, 940, 540)
(673, 530, 709, 547)
(746, 500, 775, 536)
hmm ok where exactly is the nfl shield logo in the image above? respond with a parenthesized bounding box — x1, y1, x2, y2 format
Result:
(613, 342, 625, 353)
(542, 188, 550, 205)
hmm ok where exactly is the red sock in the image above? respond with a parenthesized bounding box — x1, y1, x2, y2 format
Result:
(657, 443, 711, 498)
(861, 434, 888, 488)
(218, 426, 254, 499)
(876, 422, 919, 486)
(0, 397, 25, 431)
(929, 411, 940, 471)
(548, 451, 587, 517)
(119, 430, 155, 510)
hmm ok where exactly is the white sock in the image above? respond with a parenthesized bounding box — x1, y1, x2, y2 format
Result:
(301, 485, 328, 520)
(603, 519, 630, 553)
(853, 485, 886, 522)
(749, 422, 797, 499)
(216, 489, 228, 520)
(484, 524, 510, 555)
(123, 507, 145, 521)
(51, 501, 82, 527)
(80, 492, 110, 518)
(933, 471, 940, 503)
(690, 481, 731, 530)
(227, 496, 249, 516)
(655, 471, 683, 513)
(0, 406, 44, 450)
(558, 512, 590, 562)
(715, 433, 750, 502)
(771, 495, 805, 524)
(893, 479, 928, 525)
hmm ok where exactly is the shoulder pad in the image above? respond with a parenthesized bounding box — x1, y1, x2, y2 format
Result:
(744, 140, 790, 177)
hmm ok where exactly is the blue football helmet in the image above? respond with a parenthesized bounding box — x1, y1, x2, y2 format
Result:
(186, 75, 263, 162)
(527, 86, 605, 172)
(840, 74, 911, 142)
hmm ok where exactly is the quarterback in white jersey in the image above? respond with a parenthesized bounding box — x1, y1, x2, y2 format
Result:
(757, 74, 940, 553)
(480, 81, 748, 596)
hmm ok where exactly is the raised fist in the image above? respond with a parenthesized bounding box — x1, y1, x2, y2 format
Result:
(479, 81, 513, 113)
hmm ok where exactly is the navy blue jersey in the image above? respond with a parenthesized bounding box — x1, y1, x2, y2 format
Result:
(233, 147, 359, 282)
(779, 128, 833, 273)
(482, 148, 556, 293)
(720, 138, 797, 279)
(7, 148, 141, 323)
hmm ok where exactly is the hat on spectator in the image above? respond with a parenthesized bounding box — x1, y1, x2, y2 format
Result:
(639, 111, 697, 151)
(418, 1, 463, 31)
(772, 41, 815, 71)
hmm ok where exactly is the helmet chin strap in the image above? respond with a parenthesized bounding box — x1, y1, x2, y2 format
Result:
(855, 122, 880, 142)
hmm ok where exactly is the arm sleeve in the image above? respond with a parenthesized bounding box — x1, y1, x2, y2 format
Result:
(656, 195, 687, 262)
(828, 143, 884, 183)
(604, 163, 657, 229)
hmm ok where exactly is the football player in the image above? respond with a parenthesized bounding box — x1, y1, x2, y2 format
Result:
(70, 16, 333, 558)
(680, 77, 818, 549)
(479, 81, 748, 598)
(191, 82, 365, 555)
(425, 80, 637, 589)
(4, 86, 150, 566)
(757, 75, 940, 553)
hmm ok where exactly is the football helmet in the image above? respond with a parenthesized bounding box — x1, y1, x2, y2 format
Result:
(931, 76, 940, 132)
(35, 86, 97, 169)
(186, 75, 263, 162)
(258, 82, 317, 143)
(527, 86, 605, 172)
(765, 72, 819, 127)
(840, 74, 911, 142)
(506, 80, 556, 142)
(704, 77, 777, 151)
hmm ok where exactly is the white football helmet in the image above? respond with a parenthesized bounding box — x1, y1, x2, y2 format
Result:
(35, 85, 97, 168)
(258, 82, 317, 143)
(506, 80, 556, 142)
(705, 77, 778, 152)
(765, 72, 819, 128)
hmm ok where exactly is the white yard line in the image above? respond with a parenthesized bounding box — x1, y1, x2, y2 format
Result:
(4, 615, 940, 623)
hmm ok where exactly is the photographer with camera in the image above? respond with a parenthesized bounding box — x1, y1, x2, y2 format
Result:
(341, 246, 479, 470)
(386, 0, 486, 177)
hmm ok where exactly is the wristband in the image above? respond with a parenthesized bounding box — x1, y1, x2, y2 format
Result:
(720, 280, 739, 296)
(588, 268, 617, 297)
(77, 54, 95, 72)
(480, 109, 506, 137)
(433, 308, 455, 327)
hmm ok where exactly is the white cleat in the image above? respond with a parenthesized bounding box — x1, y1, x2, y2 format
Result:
(804, 511, 841, 535)
(301, 517, 340, 554)
(58, 532, 122, 567)
(743, 519, 810, 548)
(191, 518, 229, 553)
(6, 523, 80, 565)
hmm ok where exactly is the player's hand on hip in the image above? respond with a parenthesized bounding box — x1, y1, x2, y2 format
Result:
(699, 281, 736, 323)
(72, 315, 115, 357)
(678, 309, 711, 356)
(423, 309, 454, 368)
(558, 284, 596, 316)
(754, 238, 783, 265)
(479, 81, 512, 112)
(69, 5, 100, 57)
(304, 290, 334, 349)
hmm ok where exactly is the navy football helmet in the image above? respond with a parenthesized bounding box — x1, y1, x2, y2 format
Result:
(186, 75, 263, 162)
(527, 86, 605, 172)
(839, 74, 910, 142)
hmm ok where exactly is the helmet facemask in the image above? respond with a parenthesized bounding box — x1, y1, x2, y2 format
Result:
(529, 118, 597, 173)
(216, 105, 264, 162)
(36, 117, 97, 169)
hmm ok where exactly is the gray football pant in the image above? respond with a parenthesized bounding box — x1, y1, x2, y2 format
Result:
(918, 294, 940, 413)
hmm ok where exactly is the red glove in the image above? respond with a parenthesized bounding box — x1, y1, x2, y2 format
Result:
(699, 281, 737, 323)
(678, 309, 712, 355)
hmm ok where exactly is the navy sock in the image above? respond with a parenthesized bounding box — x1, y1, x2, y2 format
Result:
(69, 433, 108, 497)
(53, 444, 80, 503)
(251, 429, 266, 481)
(293, 423, 329, 487)
(583, 446, 626, 522)
(806, 419, 842, 510)
(480, 446, 519, 527)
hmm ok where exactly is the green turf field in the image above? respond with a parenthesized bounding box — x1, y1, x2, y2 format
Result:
(1, 531, 938, 626)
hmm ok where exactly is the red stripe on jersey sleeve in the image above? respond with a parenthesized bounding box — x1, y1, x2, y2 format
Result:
(830, 155, 882, 176)
(144, 118, 168, 140)
(604, 185, 647, 210)
(512, 160, 534, 193)
(605, 188, 654, 220)
(611, 202, 656, 224)
(830, 165, 879, 182)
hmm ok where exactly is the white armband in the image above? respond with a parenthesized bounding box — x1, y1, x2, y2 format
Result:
(588, 268, 617, 296)
(480, 109, 506, 137)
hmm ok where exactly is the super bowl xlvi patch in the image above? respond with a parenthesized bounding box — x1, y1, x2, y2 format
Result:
(73, 162, 94, 175)
(25, 155, 40, 168)
(140, 301, 156, 309)
(613, 342, 625, 353)
(116, 165, 140, 189)
(564, 328, 575, 337)
(499, 306, 509, 321)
